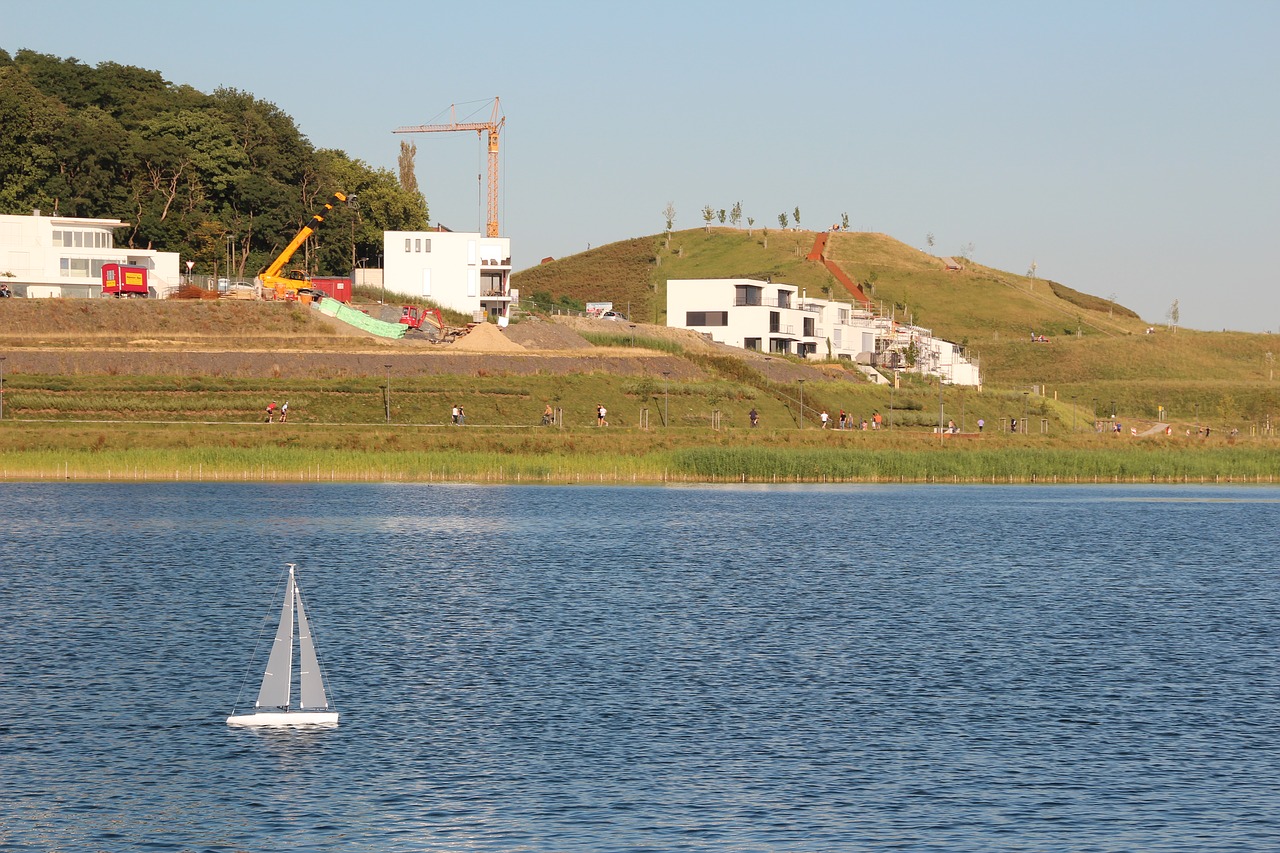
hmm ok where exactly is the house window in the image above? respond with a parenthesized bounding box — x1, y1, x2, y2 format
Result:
(735, 284, 763, 306)
(769, 311, 780, 333)
(803, 317, 815, 337)
(834, 328, 842, 348)
(685, 311, 728, 326)
(744, 337, 762, 351)
(405, 238, 411, 252)
(777, 290, 791, 309)
(423, 239, 431, 253)
(415, 239, 421, 252)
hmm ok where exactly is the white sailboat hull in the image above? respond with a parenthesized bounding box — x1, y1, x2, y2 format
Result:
(226, 710, 339, 727)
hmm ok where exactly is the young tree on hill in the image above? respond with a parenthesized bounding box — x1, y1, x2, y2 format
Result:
(841, 212, 849, 230)
(793, 206, 800, 227)
(662, 201, 676, 249)
(730, 201, 742, 228)
(762, 225, 769, 248)
(746, 216, 754, 237)
(702, 205, 715, 234)
(717, 209, 726, 224)
(1167, 299, 1180, 333)
(397, 141, 418, 195)
(778, 212, 788, 229)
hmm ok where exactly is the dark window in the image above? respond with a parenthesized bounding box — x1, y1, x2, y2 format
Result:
(744, 338, 762, 351)
(735, 284, 763, 306)
(686, 311, 728, 326)
(769, 311, 780, 333)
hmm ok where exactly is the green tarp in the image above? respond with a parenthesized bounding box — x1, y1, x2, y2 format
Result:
(314, 299, 407, 339)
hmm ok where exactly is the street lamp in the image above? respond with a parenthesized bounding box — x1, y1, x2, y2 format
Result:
(663, 371, 671, 427)
(1022, 391, 1029, 434)
(384, 363, 392, 423)
(797, 379, 805, 428)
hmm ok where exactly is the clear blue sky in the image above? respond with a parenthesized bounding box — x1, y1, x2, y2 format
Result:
(6, 0, 1278, 332)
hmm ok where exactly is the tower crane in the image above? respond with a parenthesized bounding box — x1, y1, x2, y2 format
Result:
(394, 98, 504, 238)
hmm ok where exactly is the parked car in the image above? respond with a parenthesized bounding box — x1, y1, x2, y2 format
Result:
(601, 311, 627, 321)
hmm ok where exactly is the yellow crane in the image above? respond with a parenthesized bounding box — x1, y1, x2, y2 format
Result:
(258, 191, 347, 300)
(394, 98, 504, 238)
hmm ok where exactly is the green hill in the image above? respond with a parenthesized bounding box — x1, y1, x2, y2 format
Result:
(513, 227, 1280, 427)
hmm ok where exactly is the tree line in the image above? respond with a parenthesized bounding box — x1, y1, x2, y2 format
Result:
(0, 49, 428, 279)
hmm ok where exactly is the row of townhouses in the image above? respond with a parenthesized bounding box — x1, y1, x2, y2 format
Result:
(666, 278, 981, 386)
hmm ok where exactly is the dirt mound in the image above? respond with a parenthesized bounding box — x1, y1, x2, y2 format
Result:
(505, 316, 594, 350)
(449, 321, 526, 352)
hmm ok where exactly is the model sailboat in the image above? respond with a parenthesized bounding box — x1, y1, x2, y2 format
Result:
(227, 563, 339, 727)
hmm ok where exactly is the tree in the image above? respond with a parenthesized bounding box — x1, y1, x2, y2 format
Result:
(717, 208, 726, 224)
(778, 212, 788, 229)
(702, 204, 714, 234)
(397, 141, 418, 195)
(662, 201, 676, 248)
(730, 201, 741, 228)
(746, 216, 754, 237)
(762, 225, 768, 248)
(1167, 298, 1180, 333)
(926, 232, 935, 248)
(841, 212, 849, 230)
(793, 206, 800, 227)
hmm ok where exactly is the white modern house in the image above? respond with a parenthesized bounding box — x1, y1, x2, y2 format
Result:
(382, 229, 514, 323)
(0, 211, 181, 298)
(667, 277, 981, 386)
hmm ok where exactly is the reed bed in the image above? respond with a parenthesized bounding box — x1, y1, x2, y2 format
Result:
(3, 444, 1277, 485)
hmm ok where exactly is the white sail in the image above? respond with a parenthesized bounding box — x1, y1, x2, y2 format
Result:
(294, 579, 329, 711)
(255, 569, 295, 710)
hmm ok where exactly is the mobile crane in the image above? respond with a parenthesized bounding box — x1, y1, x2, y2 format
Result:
(256, 191, 347, 300)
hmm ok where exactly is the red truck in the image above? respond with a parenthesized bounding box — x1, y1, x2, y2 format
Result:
(101, 263, 149, 297)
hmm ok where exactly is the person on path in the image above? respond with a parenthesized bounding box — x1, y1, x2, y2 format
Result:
(265, 401, 276, 423)
(872, 411, 882, 430)
(596, 404, 608, 427)
(280, 401, 289, 423)
(458, 406, 466, 426)
(451, 405, 459, 426)
(838, 410, 847, 430)
(978, 418, 985, 433)
(749, 407, 759, 428)
(820, 409, 830, 429)
(542, 403, 554, 426)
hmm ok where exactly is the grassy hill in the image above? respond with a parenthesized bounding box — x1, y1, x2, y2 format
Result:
(514, 228, 1277, 381)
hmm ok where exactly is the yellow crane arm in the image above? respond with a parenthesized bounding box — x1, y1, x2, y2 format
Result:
(260, 191, 348, 283)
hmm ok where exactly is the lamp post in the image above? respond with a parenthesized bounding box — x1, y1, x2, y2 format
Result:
(797, 379, 805, 428)
(225, 235, 234, 283)
(1022, 391, 1029, 434)
(384, 363, 392, 423)
(0, 356, 6, 420)
(663, 371, 671, 427)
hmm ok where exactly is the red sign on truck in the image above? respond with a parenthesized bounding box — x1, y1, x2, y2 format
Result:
(101, 263, 149, 297)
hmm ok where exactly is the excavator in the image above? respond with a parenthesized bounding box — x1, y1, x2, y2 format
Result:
(256, 191, 347, 300)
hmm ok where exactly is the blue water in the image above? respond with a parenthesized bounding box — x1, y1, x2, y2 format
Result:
(1, 483, 1277, 851)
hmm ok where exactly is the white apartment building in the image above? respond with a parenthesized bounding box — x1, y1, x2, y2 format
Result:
(667, 278, 980, 386)
(383, 230, 514, 323)
(0, 211, 181, 298)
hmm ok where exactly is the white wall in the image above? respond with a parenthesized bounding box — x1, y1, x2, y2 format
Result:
(383, 230, 511, 320)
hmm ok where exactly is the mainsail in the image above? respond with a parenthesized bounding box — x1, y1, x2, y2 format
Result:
(256, 570, 295, 710)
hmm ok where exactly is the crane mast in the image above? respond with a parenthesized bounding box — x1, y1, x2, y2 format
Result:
(394, 98, 504, 238)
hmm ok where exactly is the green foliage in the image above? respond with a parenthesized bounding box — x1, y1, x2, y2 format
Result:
(0, 51, 428, 278)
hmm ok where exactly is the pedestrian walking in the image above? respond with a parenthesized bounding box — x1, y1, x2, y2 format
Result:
(265, 401, 276, 423)
(749, 407, 759, 428)
(280, 401, 289, 423)
(451, 405, 459, 425)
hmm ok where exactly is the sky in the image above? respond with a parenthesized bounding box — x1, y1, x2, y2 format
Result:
(5, 0, 1279, 332)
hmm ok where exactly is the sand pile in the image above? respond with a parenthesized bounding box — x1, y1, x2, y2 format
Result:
(449, 322, 527, 352)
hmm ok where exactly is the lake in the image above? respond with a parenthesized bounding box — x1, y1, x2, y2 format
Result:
(1, 483, 1277, 851)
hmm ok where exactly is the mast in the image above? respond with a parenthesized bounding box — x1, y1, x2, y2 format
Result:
(255, 565, 295, 710)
